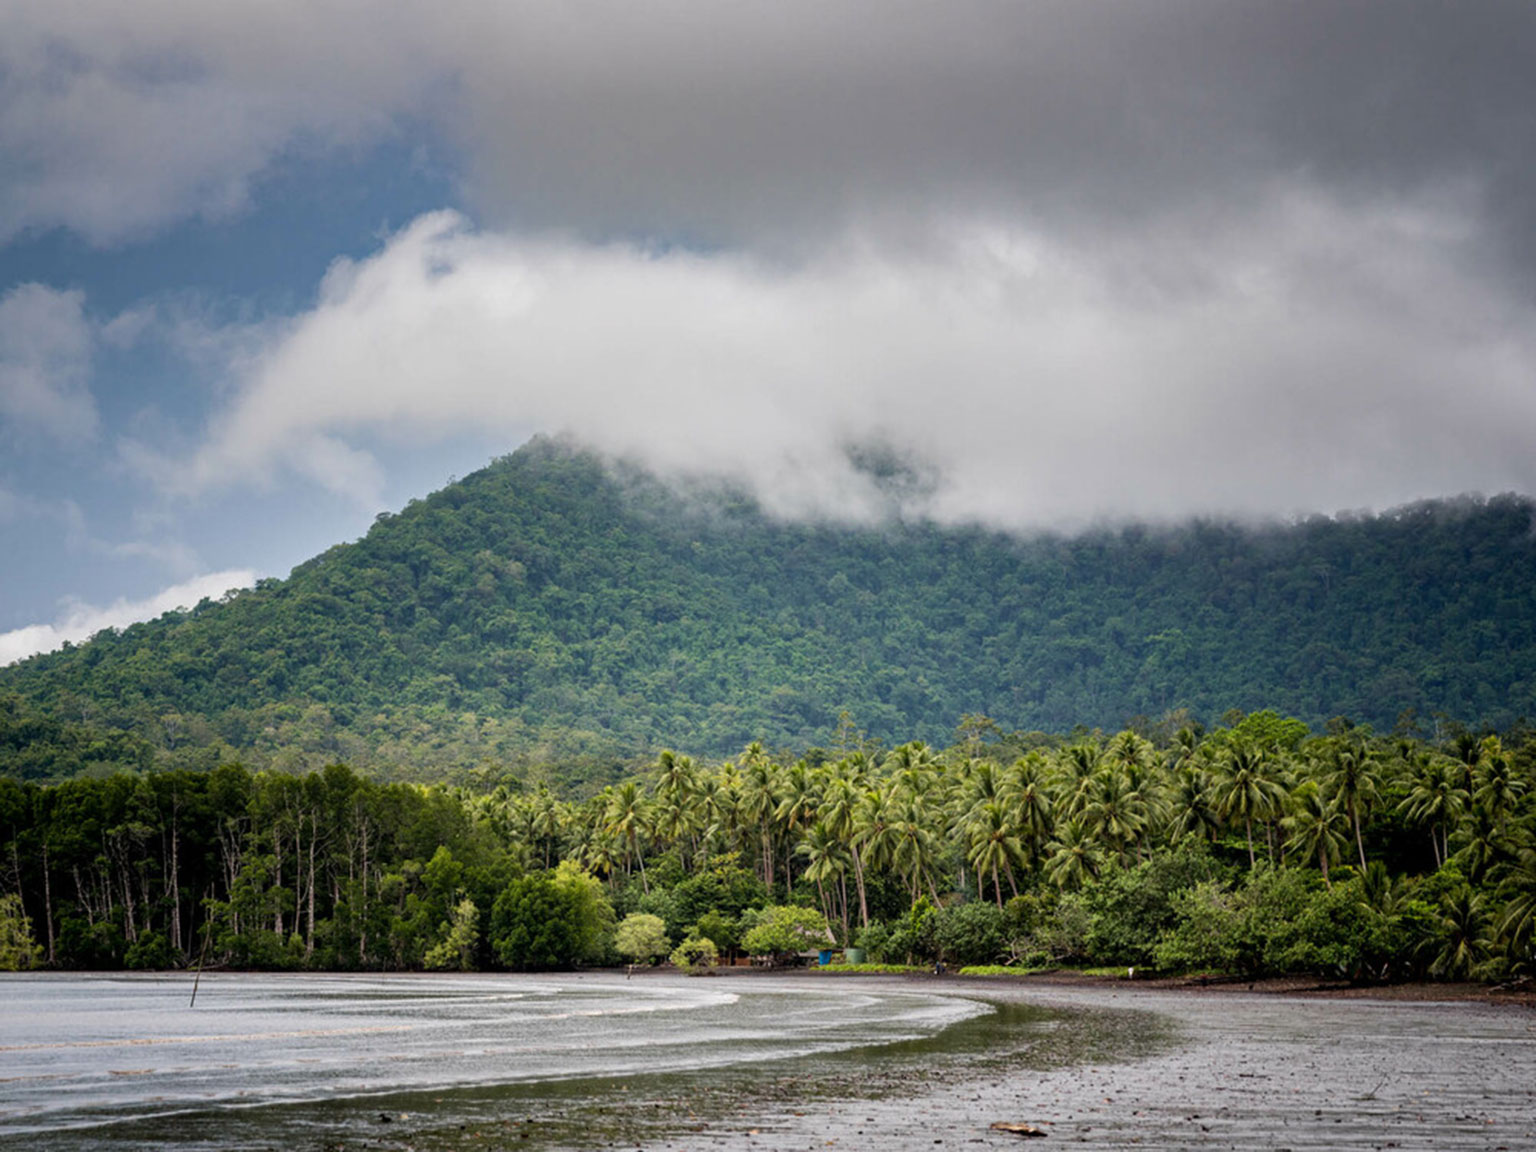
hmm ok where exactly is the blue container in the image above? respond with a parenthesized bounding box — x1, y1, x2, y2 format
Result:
(818, 949, 834, 966)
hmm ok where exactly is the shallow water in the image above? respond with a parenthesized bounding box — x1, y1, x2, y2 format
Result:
(0, 971, 1073, 1149)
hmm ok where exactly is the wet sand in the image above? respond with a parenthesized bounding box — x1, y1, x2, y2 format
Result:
(446, 973, 1534, 1152)
(616, 975, 1536, 1152)
(11, 972, 1532, 1151)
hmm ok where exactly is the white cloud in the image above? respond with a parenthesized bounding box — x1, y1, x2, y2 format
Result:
(0, 569, 256, 666)
(0, 284, 98, 442)
(171, 194, 1536, 526)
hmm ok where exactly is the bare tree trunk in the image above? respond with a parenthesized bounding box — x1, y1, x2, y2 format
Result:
(272, 825, 284, 937)
(306, 825, 317, 958)
(359, 818, 370, 967)
(41, 843, 55, 964)
(168, 806, 182, 955)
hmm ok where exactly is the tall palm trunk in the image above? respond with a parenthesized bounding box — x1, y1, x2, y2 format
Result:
(850, 844, 869, 928)
(1350, 800, 1367, 871)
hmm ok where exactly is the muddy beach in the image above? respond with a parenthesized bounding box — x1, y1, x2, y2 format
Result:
(666, 977, 1536, 1152)
(395, 973, 1536, 1152)
(4, 971, 1532, 1152)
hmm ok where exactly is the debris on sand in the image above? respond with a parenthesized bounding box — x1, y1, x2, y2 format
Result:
(989, 1121, 1048, 1137)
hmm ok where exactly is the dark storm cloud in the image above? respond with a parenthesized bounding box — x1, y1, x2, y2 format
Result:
(5, 2, 1534, 262)
(443, 2, 1536, 265)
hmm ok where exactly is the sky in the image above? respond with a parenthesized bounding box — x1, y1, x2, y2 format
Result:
(2, 1, 1535, 663)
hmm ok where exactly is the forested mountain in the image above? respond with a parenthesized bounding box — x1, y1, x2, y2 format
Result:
(3, 437, 1534, 781)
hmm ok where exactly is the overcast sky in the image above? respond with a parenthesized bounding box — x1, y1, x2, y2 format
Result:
(2, 1, 1535, 661)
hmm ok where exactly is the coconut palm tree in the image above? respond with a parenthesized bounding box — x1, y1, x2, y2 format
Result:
(738, 746, 781, 890)
(819, 769, 870, 928)
(1079, 768, 1150, 865)
(886, 741, 941, 799)
(1432, 889, 1493, 980)
(1003, 753, 1055, 870)
(966, 801, 1024, 908)
(1043, 820, 1104, 890)
(604, 781, 651, 893)
(1494, 844, 1536, 973)
(1472, 738, 1526, 837)
(798, 820, 852, 939)
(1450, 806, 1507, 884)
(891, 795, 942, 904)
(1214, 740, 1288, 868)
(1317, 739, 1380, 872)
(774, 761, 821, 889)
(854, 784, 902, 895)
(1398, 753, 1467, 868)
(1167, 763, 1220, 844)
(1054, 741, 1103, 820)
(1283, 781, 1348, 888)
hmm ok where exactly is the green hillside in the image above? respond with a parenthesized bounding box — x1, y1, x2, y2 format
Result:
(2, 437, 1534, 780)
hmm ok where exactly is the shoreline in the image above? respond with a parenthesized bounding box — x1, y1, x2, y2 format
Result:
(638, 961, 1536, 1009)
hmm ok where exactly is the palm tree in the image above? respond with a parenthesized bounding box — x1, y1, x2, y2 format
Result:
(966, 802, 1024, 908)
(1494, 845, 1536, 972)
(819, 768, 870, 928)
(1283, 781, 1348, 888)
(886, 742, 941, 799)
(1318, 739, 1380, 872)
(891, 795, 942, 904)
(1054, 742, 1102, 820)
(1213, 740, 1288, 868)
(1167, 763, 1220, 843)
(1079, 768, 1150, 865)
(1432, 889, 1493, 980)
(1397, 753, 1467, 868)
(604, 781, 651, 894)
(1472, 738, 1526, 837)
(1003, 754, 1055, 870)
(854, 784, 902, 898)
(798, 820, 852, 940)
(1450, 806, 1506, 884)
(1043, 820, 1104, 890)
(738, 746, 781, 890)
(774, 762, 821, 889)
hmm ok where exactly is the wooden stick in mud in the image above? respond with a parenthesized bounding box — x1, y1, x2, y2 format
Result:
(190, 906, 213, 1008)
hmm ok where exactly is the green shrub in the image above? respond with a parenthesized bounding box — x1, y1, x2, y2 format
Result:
(670, 934, 718, 972)
(491, 875, 589, 970)
(741, 905, 831, 958)
(933, 902, 1007, 967)
(615, 913, 671, 964)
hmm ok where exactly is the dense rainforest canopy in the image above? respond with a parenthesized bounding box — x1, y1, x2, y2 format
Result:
(0, 718, 1531, 982)
(2, 438, 1534, 783)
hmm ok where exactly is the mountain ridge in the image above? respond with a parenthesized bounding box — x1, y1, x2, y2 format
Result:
(3, 437, 1534, 781)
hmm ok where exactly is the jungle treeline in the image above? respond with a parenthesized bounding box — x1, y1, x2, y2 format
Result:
(2, 712, 1532, 983)
(3, 438, 1536, 780)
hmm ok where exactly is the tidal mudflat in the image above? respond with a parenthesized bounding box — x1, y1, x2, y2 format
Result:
(1, 972, 1531, 1151)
